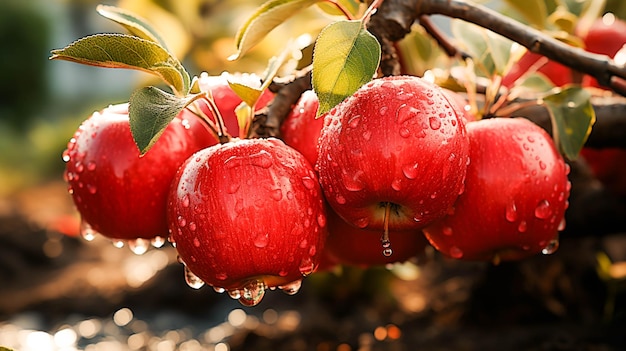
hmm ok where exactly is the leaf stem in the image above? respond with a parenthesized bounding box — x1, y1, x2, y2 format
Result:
(362, 0, 385, 26)
(324, 0, 355, 20)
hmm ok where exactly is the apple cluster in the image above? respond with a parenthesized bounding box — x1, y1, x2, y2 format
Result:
(63, 73, 571, 306)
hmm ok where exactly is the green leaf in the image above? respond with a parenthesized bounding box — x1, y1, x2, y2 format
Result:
(450, 19, 513, 77)
(312, 20, 381, 116)
(96, 5, 170, 51)
(542, 86, 595, 160)
(0, 347, 16, 351)
(50, 34, 190, 95)
(230, 0, 322, 60)
(316, 0, 362, 17)
(503, 0, 548, 29)
(228, 82, 263, 108)
(129, 86, 203, 154)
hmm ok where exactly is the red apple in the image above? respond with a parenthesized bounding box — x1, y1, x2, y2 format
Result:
(323, 207, 429, 268)
(423, 118, 570, 262)
(280, 90, 323, 166)
(167, 137, 328, 306)
(316, 75, 470, 233)
(197, 72, 274, 137)
(502, 51, 572, 88)
(63, 103, 216, 252)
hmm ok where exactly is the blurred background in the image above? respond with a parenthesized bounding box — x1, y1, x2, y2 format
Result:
(1, 0, 626, 350)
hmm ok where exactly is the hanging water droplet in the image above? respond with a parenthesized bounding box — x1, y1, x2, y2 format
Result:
(505, 202, 518, 222)
(112, 240, 125, 248)
(128, 238, 150, 255)
(254, 232, 269, 248)
(228, 289, 242, 300)
(184, 266, 205, 289)
(518, 220, 528, 233)
(213, 286, 226, 294)
(557, 217, 566, 231)
(299, 257, 315, 276)
(239, 280, 266, 306)
(279, 279, 302, 295)
(402, 162, 419, 179)
(381, 238, 393, 257)
(541, 237, 559, 255)
(62, 149, 71, 162)
(80, 221, 96, 241)
(449, 246, 464, 259)
(151, 236, 166, 248)
(534, 199, 552, 219)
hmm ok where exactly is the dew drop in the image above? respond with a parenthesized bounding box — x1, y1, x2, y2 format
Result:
(317, 214, 327, 228)
(309, 245, 317, 256)
(279, 279, 302, 295)
(505, 202, 518, 222)
(539, 161, 547, 170)
(379, 106, 389, 115)
(254, 232, 269, 248)
(402, 163, 419, 179)
(301, 176, 316, 190)
(177, 216, 187, 228)
(239, 280, 266, 306)
(429, 117, 441, 130)
(181, 194, 190, 208)
(188, 222, 197, 232)
(299, 239, 308, 249)
(449, 246, 464, 259)
(250, 150, 273, 168)
(87, 161, 96, 171)
(193, 237, 201, 247)
(216, 272, 228, 281)
(557, 217, 566, 231)
(75, 162, 85, 173)
(335, 194, 347, 205)
(62, 150, 70, 162)
(381, 238, 393, 257)
(355, 217, 369, 228)
(348, 115, 361, 128)
(396, 104, 419, 124)
(534, 199, 552, 219)
(213, 286, 226, 293)
(278, 269, 289, 277)
(541, 237, 560, 255)
(227, 183, 240, 194)
(518, 220, 528, 233)
(80, 221, 96, 241)
(442, 226, 453, 236)
(299, 257, 315, 276)
(270, 188, 283, 201)
(362, 130, 372, 141)
(392, 179, 403, 191)
(228, 289, 242, 300)
(112, 240, 125, 248)
(343, 174, 364, 192)
(184, 266, 205, 289)
(151, 236, 166, 248)
(128, 238, 151, 255)
(399, 128, 411, 138)
(87, 184, 97, 194)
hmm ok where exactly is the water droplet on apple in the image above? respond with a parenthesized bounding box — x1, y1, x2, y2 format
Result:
(62, 149, 70, 162)
(534, 199, 552, 219)
(348, 115, 361, 128)
(278, 269, 289, 277)
(518, 220, 528, 233)
(317, 214, 327, 228)
(392, 179, 403, 191)
(279, 279, 302, 295)
(112, 240, 125, 248)
(227, 183, 240, 194)
(449, 246, 464, 259)
(301, 176, 316, 190)
(254, 232, 269, 248)
(75, 162, 84, 173)
(177, 216, 187, 228)
(362, 130, 372, 141)
(270, 189, 283, 201)
(557, 217, 566, 231)
(188, 222, 197, 232)
(442, 226, 453, 236)
(381, 238, 393, 257)
(505, 202, 518, 222)
(539, 161, 547, 170)
(309, 245, 317, 256)
(128, 238, 150, 255)
(355, 217, 369, 228)
(396, 104, 419, 124)
(87, 161, 96, 171)
(402, 163, 419, 179)
(299, 239, 308, 249)
(193, 237, 201, 247)
(399, 128, 411, 138)
(527, 135, 535, 143)
(228, 289, 242, 300)
(299, 257, 315, 276)
(87, 184, 97, 194)
(184, 266, 205, 289)
(80, 220, 97, 241)
(213, 286, 226, 293)
(343, 174, 364, 192)
(250, 150, 273, 168)
(335, 194, 347, 205)
(216, 272, 228, 281)
(238, 280, 267, 306)
(429, 117, 441, 130)
(151, 236, 166, 248)
(541, 237, 559, 255)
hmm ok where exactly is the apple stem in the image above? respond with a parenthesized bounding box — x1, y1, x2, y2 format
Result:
(186, 102, 221, 138)
(381, 202, 393, 257)
(324, 0, 355, 20)
(201, 95, 231, 144)
(362, 0, 384, 26)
